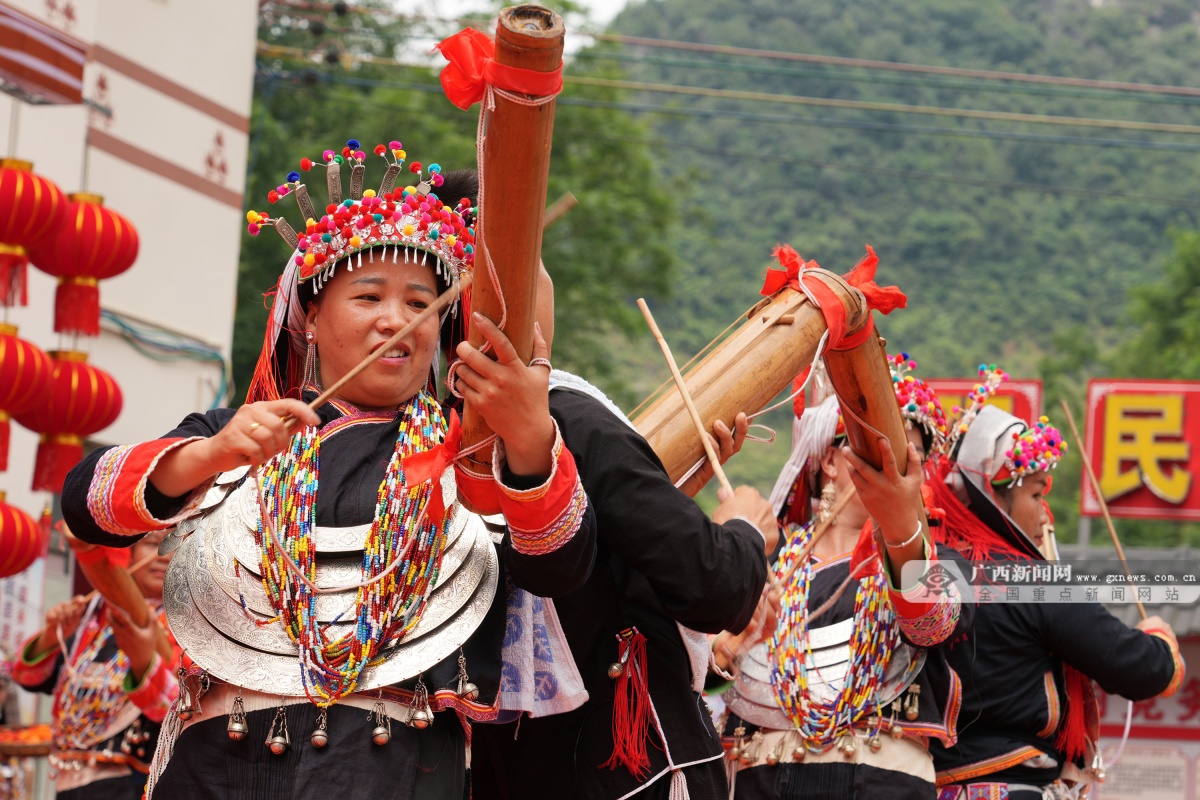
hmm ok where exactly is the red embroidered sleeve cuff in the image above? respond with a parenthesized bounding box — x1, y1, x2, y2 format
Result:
(12, 634, 58, 688)
(1145, 629, 1186, 697)
(453, 460, 502, 516)
(493, 421, 587, 556)
(123, 651, 179, 723)
(883, 542, 963, 646)
(87, 437, 212, 536)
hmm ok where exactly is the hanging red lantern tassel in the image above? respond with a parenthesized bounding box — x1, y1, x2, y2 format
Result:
(29, 193, 139, 336)
(54, 276, 100, 336)
(0, 244, 28, 306)
(0, 491, 43, 578)
(14, 351, 123, 493)
(31, 433, 84, 495)
(0, 323, 53, 471)
(0, 159, 67, 309)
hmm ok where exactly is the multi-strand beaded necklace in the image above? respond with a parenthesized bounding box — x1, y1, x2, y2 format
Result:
(53, 611, 130, 750)
(255, 391, 453, 706)
(768, 522, 900, 747)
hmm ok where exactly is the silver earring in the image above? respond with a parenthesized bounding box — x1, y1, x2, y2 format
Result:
(303, 331, 322, 391)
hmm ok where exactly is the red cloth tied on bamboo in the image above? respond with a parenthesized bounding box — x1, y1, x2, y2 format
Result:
(400, 411, 462, 525)
(435, 28, 564, 110)
(760, 244, 907, 351)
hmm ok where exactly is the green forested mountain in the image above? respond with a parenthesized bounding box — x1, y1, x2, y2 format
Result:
(592, 0, 1200, 543)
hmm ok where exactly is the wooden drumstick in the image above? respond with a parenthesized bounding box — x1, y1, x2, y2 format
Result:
(637, 298, 734, 497)
(1059, 399, 1146, 621)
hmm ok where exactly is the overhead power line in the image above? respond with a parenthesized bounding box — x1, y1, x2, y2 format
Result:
(574, 50, 1200, 108)
(568, 76, 1200, 135)
(255, 42, 1200, 135)
(261, 3, 1200, 99)
(263, 65, 1200, 154)
(590, 33, 1200, 99)
(256, 71, 1200, 211)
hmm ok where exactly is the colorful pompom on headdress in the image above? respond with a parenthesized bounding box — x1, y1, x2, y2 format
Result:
(889, 352, 948, 448)
(247, 138, 476, 290)
(992, 415, 1068, 486)
(939, 363, 1008, 457)
(245, 138, 477, 404)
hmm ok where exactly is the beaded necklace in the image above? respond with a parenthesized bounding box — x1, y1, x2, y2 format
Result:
(767, 522, 899, 748)
(255, 390, 453, 706)
(53, 609, 131, 750)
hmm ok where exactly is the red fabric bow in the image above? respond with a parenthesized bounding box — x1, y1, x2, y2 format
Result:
(760, 244, 908, 352)
(401, 411, 463, 525)
(435, 28, 564, 110)
(760, 243, 816, 297)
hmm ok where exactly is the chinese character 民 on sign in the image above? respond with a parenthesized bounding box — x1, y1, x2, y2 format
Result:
(1083, 381, 1200, 521)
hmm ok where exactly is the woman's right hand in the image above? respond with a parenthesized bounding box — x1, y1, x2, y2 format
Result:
(149, 399, 321, 497)
(199, 400, 321, 474)
(32, 595, 88, 655)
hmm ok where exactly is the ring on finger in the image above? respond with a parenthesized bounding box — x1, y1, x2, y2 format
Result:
(248, 422, 262, 433)
(528, 357, 552, 371)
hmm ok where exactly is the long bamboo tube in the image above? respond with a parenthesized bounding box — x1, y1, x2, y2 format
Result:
(459, 5, 565, 474)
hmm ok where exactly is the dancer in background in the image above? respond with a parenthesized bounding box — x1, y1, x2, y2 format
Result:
(14, 530, 178, 799)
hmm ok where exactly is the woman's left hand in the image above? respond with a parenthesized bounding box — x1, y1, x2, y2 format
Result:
(108, 605, 159, 685)
(678, 413, 749, 497)
(841, 437, 924, 545)
(454, 314, 555, 477)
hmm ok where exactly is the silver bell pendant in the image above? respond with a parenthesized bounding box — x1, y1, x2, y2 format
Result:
(371, 700, 392, 745)
(765, 750, 779, 766)
(868, 735, 883, 753)
(791, 745, 807, 762)
(407, 678, 433, 731)
(227, 694, 248, 742)
(176, 687, 195, 722)
(455, 652, 480, 702)
(226, 719, 248, 742)
(265, 703, 290, 755)
(409, 708, 432, 730)
(310, 709, 329, 749)
(839, 737, 857, 759)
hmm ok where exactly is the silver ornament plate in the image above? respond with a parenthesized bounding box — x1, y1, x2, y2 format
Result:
(164, 506, 499, 696)
(210, 510, 478, 621)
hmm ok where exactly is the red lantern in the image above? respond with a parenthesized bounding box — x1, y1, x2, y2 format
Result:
(0, 323, 52, 471)
(14, 351, 123, 493)
(28, 192, 139, 336)
(0, 159, 68, 307)
(0, 491, 43, 578)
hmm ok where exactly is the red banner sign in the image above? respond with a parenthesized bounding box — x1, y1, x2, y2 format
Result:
(925, 379, 1043, 425)
(1082, 379, 1199, 520)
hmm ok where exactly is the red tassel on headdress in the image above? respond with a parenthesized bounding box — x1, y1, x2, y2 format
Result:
(0, 248, 28, 306)
(1056, 666, 1097, 762)
(602, 628, 652, 778)
(926, 461, 1026, 562)
(246, 277, 298, 404)
(54, 278, 101, 336)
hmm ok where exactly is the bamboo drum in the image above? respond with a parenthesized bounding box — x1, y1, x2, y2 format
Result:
(459, 5, 565, 474)
(632, 269, 866, 485)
